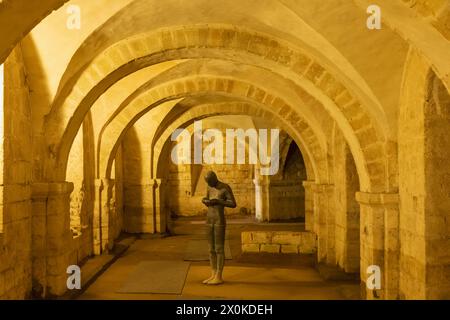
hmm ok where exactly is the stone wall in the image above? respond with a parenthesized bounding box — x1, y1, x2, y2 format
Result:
(399, 69, 450, 299)
(266, 181, 305, 220)
(423, 74, 450, 299)
(241, 231, 316, 254)
(396, 51, 450, 299)
(267, 142, 306, 221)
(0, 45, 33, 299)
(167, 162, 255, 217)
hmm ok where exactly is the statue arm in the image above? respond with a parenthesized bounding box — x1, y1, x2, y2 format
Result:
(219, 185, 237, 208)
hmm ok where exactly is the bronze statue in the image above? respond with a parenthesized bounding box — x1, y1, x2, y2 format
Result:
(201, 171, 236, 285)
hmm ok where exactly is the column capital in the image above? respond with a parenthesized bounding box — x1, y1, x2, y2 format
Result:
(356, 192, 399, 206)
(31, 183, 49, 200)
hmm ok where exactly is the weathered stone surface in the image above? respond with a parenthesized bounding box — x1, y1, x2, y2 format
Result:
(242, 244, 260, 253)
(260, 244, 280, 254)
(0, 1, 448, 301)
(299, 233, 317, 254)
(272, 232, 302, 245)
(281, 245, 299, 254)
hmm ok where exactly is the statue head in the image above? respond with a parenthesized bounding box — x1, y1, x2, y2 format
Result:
(205, 170, 219, 187)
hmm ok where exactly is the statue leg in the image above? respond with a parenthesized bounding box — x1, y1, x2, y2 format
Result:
(203, 223, 216, 284)
(207, 224, 225, 285)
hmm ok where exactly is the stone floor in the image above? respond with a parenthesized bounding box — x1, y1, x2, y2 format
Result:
(78, 217, 361, 300)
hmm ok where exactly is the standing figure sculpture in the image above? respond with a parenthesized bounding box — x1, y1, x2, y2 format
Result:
(202, 171, 237, 285)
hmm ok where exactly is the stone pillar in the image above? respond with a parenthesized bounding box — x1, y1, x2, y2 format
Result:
(93, 178, 115, 255)
(31, 183, 50, 298)
(253, 176, 270, 222)
(356, 192, 399, 300)
(45, 182, 74, 297)
(154, 178, 167, 233)
(311, 184, 334, 264)
(302, 181, 315, 231)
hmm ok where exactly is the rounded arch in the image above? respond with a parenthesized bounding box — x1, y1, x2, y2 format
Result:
(278, 137, 296, 178)
(151, 101, 316, 181)
(98, 79, 327, 182)
(354, 0, 450, 93)
(93, 58, 329, 174)
(0, 0, 69, 63)
(150, 96, 299, 160)
(148, 95, 301, 170)
(44, 25, 389, 193)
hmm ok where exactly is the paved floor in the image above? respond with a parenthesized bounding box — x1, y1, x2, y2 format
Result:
(78, 217, 360, 300)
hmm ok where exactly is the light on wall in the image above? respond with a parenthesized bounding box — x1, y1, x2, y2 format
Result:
(0, 63, 3, 233)
(0, 63, 3, 150)
(0, 63, 3, 112)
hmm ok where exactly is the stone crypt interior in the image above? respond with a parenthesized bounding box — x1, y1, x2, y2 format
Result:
(0, 0, 449, 300)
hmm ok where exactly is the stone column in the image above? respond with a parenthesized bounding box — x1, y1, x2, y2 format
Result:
(31, 183, 49, 298)
(311, 183, 334, 264)
(45, 182, 74, 297)
(154, 178, 167, 233)
(125, 182, 155, 233)
(253, 176, 270, 222)
(302, 181, 315, 231)
(356, 192, 399, 300)
(93, 178, 115, 255)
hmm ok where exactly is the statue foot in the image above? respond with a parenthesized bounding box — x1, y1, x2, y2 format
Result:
(207, 276, 224, 285)
(202, 275, 215, 284)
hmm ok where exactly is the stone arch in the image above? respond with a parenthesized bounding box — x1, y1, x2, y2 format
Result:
(97, 78, 327, 182)
(0, 45, 35, 297)
(93, 58, 328, 175)
(277, 136, 295, 178)
(43, 25, 389, 193)
(151, 105, 312, 227)
(354, 0, 450, 93)
(151, 101, 316, 182)
(399, 0, 450, 40)
(0, 0, 69, 63)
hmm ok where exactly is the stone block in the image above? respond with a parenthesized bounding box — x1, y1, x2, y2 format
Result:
(260, 244, 280, 254)
(251, 231, 273, 244)
(305, 62, 325, 83)
(242, 244, 260, 253)
(281, 245, 299, 254)
(299, 232, 317, 254)
(272, 232, 302, 245)
(241, 232, 252, 244)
